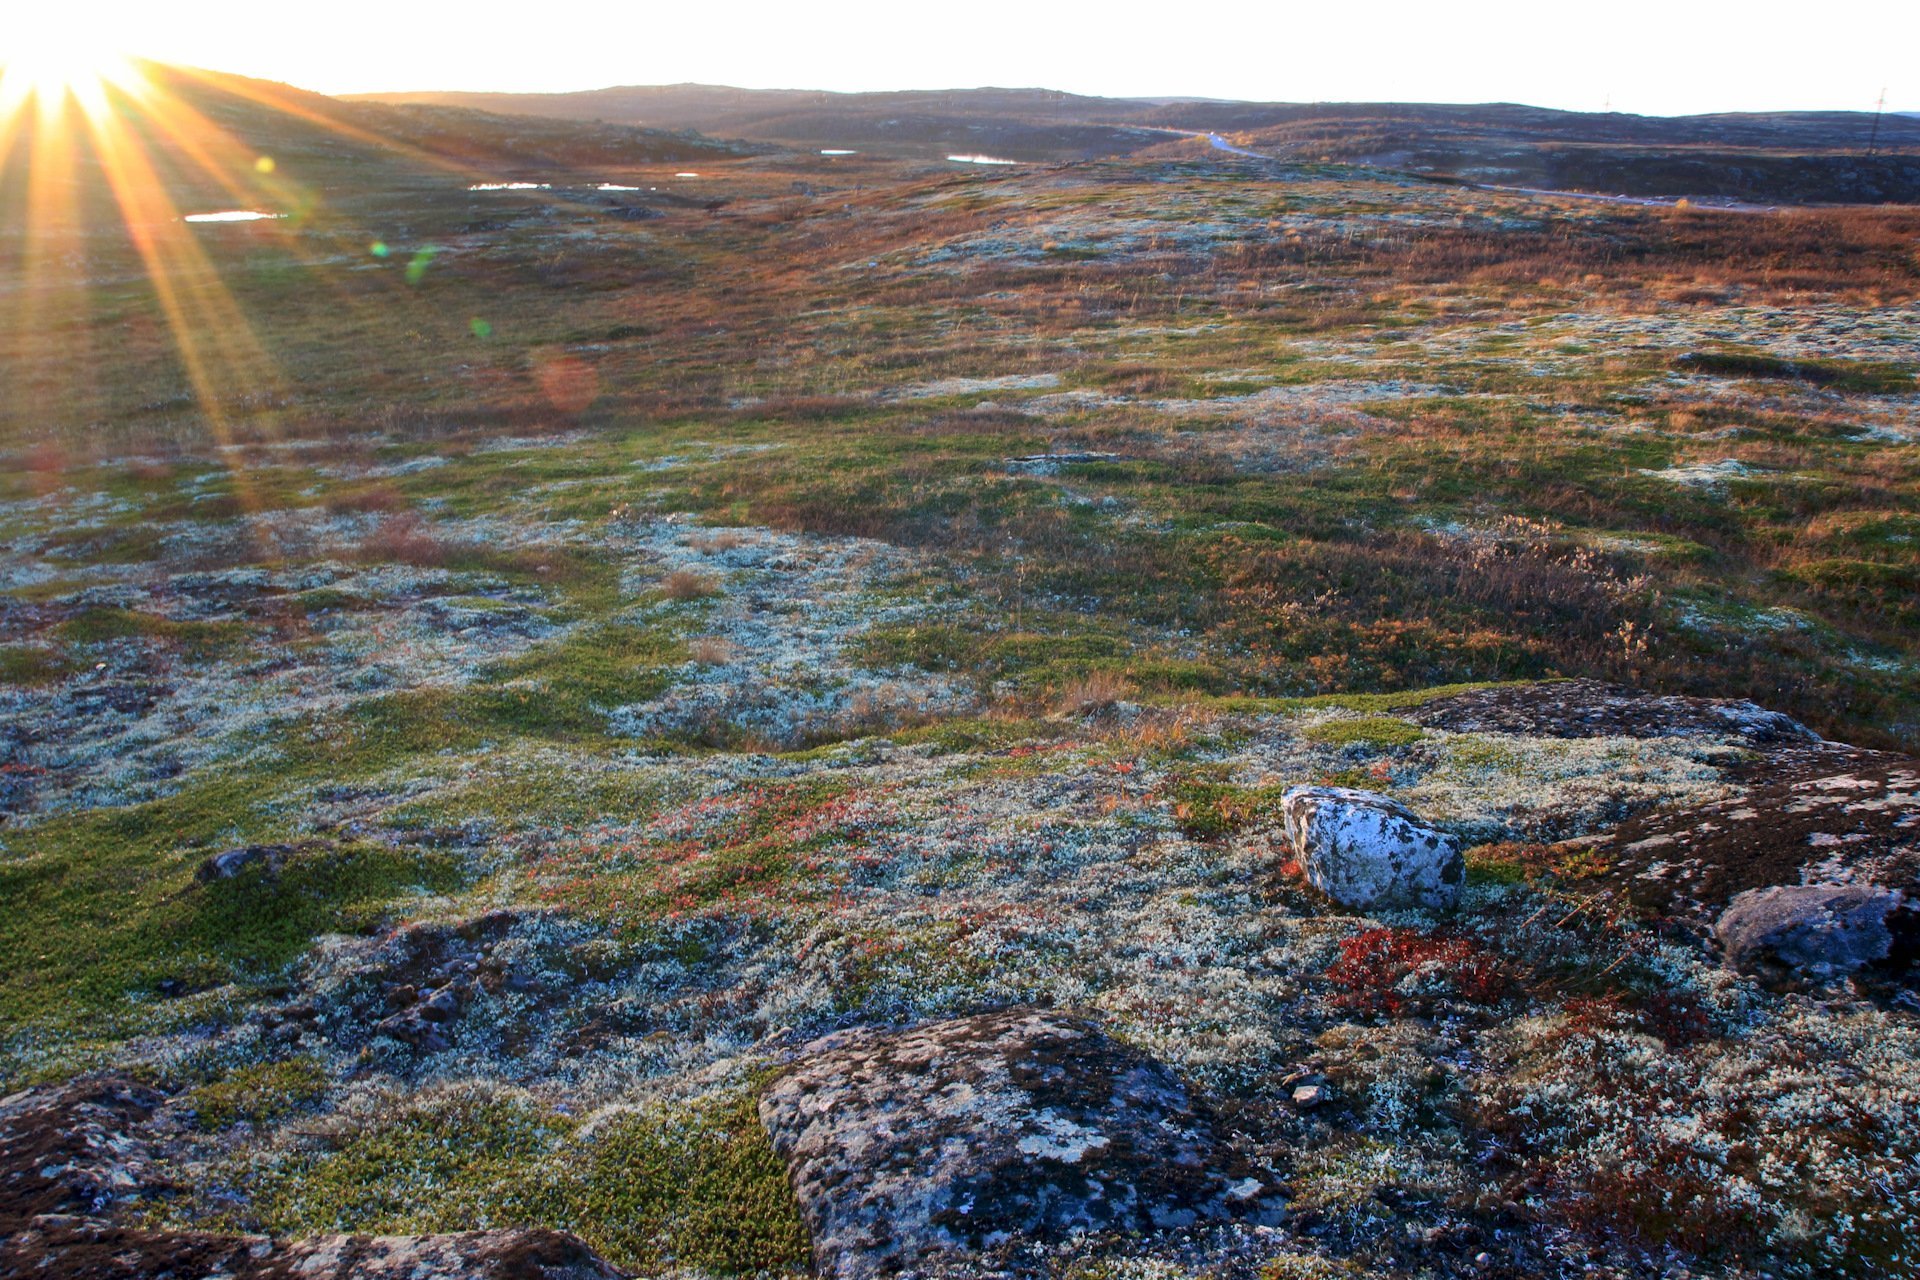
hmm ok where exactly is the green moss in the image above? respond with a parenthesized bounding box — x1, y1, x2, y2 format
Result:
(1302, 716, 1427, 750)
(1208, 681, 1537, 716)
(56, 607, 248, 660)
(1159, 771, 1282, 840)
(288, 587, 372, 615)
(0, 814, 465, 1046)
(1449, 734, 1524, 771)
(39, 525, 167, 564)
(0, 645, 75, 686)
(1463, 844, 1530, 886)
(555, 779, 853, 921)
(560, 1088, 809, 1273)
(190, 1057, 331, 1130)
(894, 715, 1057, 754)
(246, 1090, 566, 1236)
(471, 622, 686, 742)
(246, 1085, 808, 1275)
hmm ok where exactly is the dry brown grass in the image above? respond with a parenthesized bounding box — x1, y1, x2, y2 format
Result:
(1048, 669, 1136, 717)
(687, 636, 740, 665)
(689, 531, 749, 553)
(1219, 205, 1920, 301)
(356, 513, 454, 567)
(659, 569, 721, 600)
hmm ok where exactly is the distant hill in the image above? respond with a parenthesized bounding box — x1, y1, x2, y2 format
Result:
(1148, 102, 1920, 204)
(353, 84, 1172, 162)
(153, 64, 743, 175)
(353, 84, 1920, 202)
(0, 63, 745, 226)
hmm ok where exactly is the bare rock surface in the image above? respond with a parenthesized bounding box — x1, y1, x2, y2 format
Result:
(758, 1008, 1281, 1279)
(1403, 678, 1820, 747)
(0, 1073, 167, 1226)
(1280, 785, 1463, 911)
(1593, 753, 1920, 921)
(0, 1075, 622, 1279)
(0, 1221, 624, 1280)
(1716, 884, 1915, 978)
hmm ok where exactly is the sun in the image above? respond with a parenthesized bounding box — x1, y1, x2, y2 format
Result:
(0, 13, 136, 119)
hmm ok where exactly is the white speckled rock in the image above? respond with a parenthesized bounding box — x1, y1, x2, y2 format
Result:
(1280, 786, 1464, 911)
(1716, 884, 1910, 978)
(758, 1009, 1282, 1279)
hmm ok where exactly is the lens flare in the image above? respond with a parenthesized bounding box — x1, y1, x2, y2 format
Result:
(0, 15, 135, 119)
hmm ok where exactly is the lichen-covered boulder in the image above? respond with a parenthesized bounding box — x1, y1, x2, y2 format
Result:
(1715, 884, 1912, 978)
(1280, 786, 1463, 911)
(758, 1009, 1281, 1279)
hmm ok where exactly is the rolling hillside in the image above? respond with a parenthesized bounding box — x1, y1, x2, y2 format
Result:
(356, 83, 1920, 201)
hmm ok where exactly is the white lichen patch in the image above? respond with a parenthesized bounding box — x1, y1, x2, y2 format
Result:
(601, 518, 977, 746)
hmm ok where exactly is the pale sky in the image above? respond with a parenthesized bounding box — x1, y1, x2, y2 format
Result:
(16, 0, 1920, 116)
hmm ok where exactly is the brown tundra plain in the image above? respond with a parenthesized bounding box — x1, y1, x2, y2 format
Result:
(3, 63, 1919, 1280)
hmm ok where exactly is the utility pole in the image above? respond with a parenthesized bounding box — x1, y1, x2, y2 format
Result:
(1867, 87, 1887, 156)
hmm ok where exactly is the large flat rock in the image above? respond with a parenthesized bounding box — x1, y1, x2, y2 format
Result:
(1716, 884, 1914, 979)
(1403, 679, 1820, 747)
(1592, 754, 1920, 922)
(758, 1009, 1280, 1279)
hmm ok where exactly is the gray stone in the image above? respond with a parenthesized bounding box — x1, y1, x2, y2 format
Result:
(1279, 786, 1463, 912)
(1715, 884, 1909, 978)
(195, 842, 310, 883)
(758, 1008, 1282, 1279)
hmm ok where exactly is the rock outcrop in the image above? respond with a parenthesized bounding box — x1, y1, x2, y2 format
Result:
(0, 1073, 168, 1225)
(1403, 679, 1820, 747)
(758, 1008, 1281, 1279)
(1716, 884, 1914, 978)
(0, 1076, 622, 1280)
(1595, 754, 1920, 921)
(0, 1221, 624, 1280)
(1280, 786, 1463, 911)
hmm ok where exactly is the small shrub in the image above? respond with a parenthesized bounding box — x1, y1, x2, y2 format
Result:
(660, 569, 721, 600)
(1048, 669, 1135, 716)
(356, 513, 451, 567)
(687, 636, 739, 665)
(1324, 927, 1508, 1016)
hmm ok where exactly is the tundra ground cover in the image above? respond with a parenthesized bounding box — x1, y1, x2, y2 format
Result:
(2, 133, 1917, 1279)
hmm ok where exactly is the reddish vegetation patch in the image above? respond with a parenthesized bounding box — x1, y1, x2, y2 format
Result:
(1323, 927, 1508, 1017)
(1562, 992, 1715, 1051)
